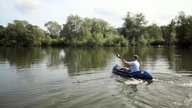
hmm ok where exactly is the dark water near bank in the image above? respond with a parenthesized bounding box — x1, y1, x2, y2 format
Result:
(0, 47, 192, 108)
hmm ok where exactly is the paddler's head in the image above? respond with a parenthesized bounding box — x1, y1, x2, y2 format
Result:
(133, 55, 139, 60)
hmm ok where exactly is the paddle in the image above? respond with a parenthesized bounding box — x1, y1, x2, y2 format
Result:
(116, 53, 130, 70)
(116, 53, 124, 61)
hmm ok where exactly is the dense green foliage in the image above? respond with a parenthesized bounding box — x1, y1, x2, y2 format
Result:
(175, 12, 192, 48)
(121, 12, 147, 46)
(44, 21, 62, 38)
(0, 15, 128, 47)
(0, 12, 192, 48)
(145, 24, 164, 45)
(161, 21, 176, 45)
(60, 15, 128, 47)
(119, 11, 192, 48)
(120, 12, 166, 46)
(0, 20, 46, 47)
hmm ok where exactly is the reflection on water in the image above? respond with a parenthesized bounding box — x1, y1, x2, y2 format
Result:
(63, 47, 114, 74)
(1, 47, 192, 74)
(0, 47, 192, 108)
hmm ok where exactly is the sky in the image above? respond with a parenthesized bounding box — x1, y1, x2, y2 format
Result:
(0, 0, 192, 29)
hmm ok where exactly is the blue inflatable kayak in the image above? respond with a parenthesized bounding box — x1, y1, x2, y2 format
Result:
(112, 65, 153, 80)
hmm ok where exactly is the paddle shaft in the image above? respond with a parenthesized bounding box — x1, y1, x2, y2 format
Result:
(116, 53, 124, 61)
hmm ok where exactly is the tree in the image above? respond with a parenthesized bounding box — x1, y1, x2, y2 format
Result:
(60, 15, 116, 47)
(87, 18, 114, 46)
(0, 25, 5, 46)
(146, 24, 164, 45)
(90, 18, 113, 37)
(44, 21, 62, 38)
(4, 20, 45, 46)
(121, 12, 147, 45)
(175, 12, 192, 48)
(161, 20, 176, 45)
(60, 15, 83, 45)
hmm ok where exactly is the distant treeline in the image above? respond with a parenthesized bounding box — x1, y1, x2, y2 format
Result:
(0, 11, 192, 48)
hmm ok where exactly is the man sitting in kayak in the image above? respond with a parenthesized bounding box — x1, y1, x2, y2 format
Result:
(123, 55, 140, 72)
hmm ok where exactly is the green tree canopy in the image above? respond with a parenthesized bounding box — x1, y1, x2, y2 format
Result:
(60, 15, 83, 43)
(121, 12, 147, 45)
(60, 15, 118, 46)
(161, 20, 176, 45)
(44, 21, 62, 37)
(175, 12, 192, 48)
(146, 24, 164, 45)
(3, 20, 45, 46)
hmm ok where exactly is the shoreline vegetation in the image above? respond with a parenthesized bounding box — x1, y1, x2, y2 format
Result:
(0, 12, 192, 48)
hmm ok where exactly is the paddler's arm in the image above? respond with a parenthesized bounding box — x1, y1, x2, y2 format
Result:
(123, 59, 129, 65)
(123, 59, 131, 68)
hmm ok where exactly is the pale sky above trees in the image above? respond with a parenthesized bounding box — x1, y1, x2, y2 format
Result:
(0, 0, 192, 28)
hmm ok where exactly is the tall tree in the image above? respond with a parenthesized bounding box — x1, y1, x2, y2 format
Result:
(175, 12, 192, 48)
(60, 15, 83, 43)
(121, 12, 147, 45)
(161, 20, 176, 45)
(146, 24, 164, 45)
(60, 15, 115, 46)
(90, 18, 113, 37)
(0, 25, 5, 46)
(44, 21, 62, 37)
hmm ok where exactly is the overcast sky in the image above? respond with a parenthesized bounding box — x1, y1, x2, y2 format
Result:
(0, 0, 192, 28)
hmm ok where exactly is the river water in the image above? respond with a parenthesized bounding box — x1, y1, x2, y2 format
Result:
(0, 47, 192, 108)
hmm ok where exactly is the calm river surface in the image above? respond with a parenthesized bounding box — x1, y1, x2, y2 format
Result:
(0, 47, 192, 108)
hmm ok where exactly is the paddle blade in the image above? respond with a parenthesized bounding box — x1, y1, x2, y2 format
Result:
(116, 53, 120, 58)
